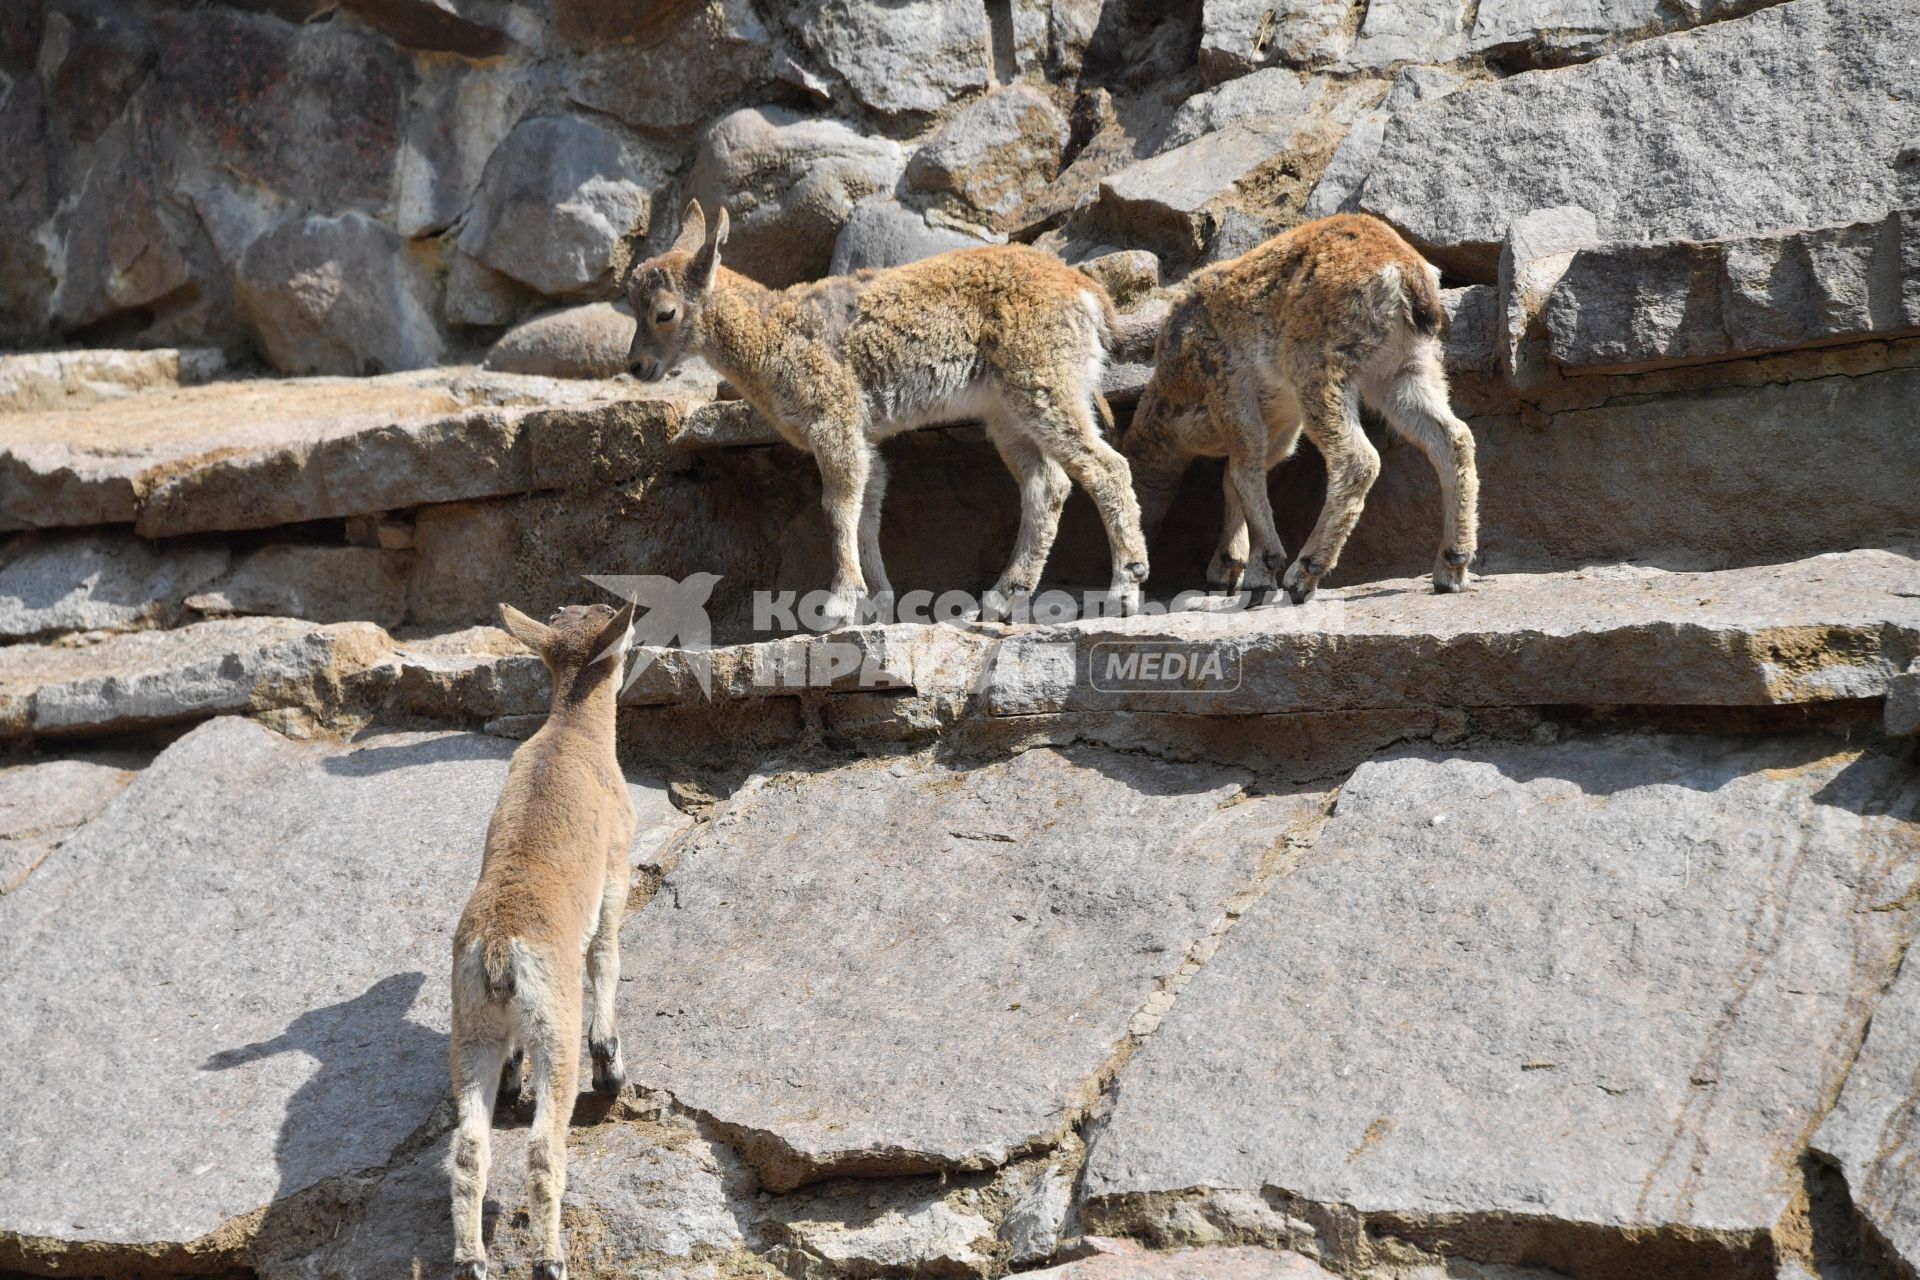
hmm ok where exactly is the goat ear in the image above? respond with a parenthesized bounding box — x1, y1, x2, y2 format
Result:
(690, 205, 728, 292)
(498, 603, 553, 657)
(672, 199, 706, 256)
(588, 598, 637, 668)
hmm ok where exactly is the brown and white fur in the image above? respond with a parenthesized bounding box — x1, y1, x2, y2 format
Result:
(1123, 214, 1478, 603)
(448, 599, 638, 1280)
(627, 200, 1150, 624)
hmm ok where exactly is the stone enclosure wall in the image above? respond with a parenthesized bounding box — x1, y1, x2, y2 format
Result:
(4, 1, 1920, 1279)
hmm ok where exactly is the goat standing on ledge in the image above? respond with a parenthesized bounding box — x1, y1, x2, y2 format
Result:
(1123, 213, 1479, 603)
(448, 599, 637, 1280)
(627, 199, 1151, 625)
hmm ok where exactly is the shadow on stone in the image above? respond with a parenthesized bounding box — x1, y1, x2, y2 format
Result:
(203, 971, 446, 1262)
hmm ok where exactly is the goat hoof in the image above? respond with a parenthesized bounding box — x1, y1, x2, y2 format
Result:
(451, 1261, 486, 1280)
(1433, 551, 1471, 594)
(591, 1038, 625, 1094)
(531, 1261, 567, 1280)
(1283, 561, 1322, 606)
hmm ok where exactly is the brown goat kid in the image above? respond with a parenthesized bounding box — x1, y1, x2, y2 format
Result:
(627, 199, 1151, 624)
(449, 600, 637, 1280)
(1124, 214, 1479, 603)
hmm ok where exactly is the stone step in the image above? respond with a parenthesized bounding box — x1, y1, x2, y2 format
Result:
(0, 368, 687, 536)
(399, 551, 1920, 732)
(0, 616, 393, 741)
(0, 348, 225, 413)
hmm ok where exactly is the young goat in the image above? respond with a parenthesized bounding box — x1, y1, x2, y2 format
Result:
(449, 599, 637, 1280)
(627, 199, 1151, 624)
(1123, 214, 1479, 603)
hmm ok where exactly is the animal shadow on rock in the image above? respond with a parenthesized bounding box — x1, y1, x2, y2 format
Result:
(202, 971, 447, 1264)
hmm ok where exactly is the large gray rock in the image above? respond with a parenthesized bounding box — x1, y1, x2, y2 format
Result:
(1083, 736, 1920, 1274)
(460, 114, 667, 299)
(783, 0, 991, 121)
(1303, 66, 1464, 219)
(1345, 0, 1468, 67)
(186, 545, 411, 628)
(906, 85, 1069, 233)
(690, 106, 906, 287)
(1816, 939, 1920, 1274)
(1498, 205, 1600, 387)
(566, 0, 773, 135)
(827, 198, 992, 276)
(0, 716, 680, 1257)
(1087, 119, 1306, 260)
(0, 616, 392, 741)
(1545, 209, 1920, 373)
(1199, 0, 1359, 79)
(1164, 69, 1384, 150)
(1360, 0, 1920, 279)
(237, 213, 446, 377)
(0, 530, 229, 640)
(145, 10, 409, 218)
(395, 59, 534, 239)
(484, 302, 637, 380)
(0, 757, 134, 895)
(615, 746, 1332, 1189)
(47, 117, 193, 336)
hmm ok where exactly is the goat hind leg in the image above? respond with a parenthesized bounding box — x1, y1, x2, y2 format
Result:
(450, 1036, 509, 1279)
(525, 1003, 581, 1280)
(1286, 379, 1379, 605)
(982, 423, 1072, 621)
(586, 869, 625, 1095)
(1016, 384, 1149, 615)
(1379, 361, 1479, 592)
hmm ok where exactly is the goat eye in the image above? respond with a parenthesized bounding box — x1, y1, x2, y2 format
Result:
(655, 308, 677, 325)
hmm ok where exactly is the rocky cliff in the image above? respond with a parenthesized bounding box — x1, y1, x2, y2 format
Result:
(3, 1, 1920, 1278)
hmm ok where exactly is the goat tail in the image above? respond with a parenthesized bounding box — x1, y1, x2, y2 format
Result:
(482, 936, 518, 1001)
(1401, 257, 1446, 337)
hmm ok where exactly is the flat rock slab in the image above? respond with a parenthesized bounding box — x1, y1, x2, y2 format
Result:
(0, 529, 229, 640)
(1034, 1241, 1337, 1278)
(1083, 735, 1920, 1273)
(0, 369, 672, 536)
(1814, 931, 1920, 1273)
(985, 548, 1920, 716)
(0, 616, 393, 741)
(0, 716, 681, 1261)
(616, 745, 1331, 1190)
(0, 757, 134, 894)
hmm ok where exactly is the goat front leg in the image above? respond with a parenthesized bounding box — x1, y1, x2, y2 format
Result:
(808, 418, 872, 631)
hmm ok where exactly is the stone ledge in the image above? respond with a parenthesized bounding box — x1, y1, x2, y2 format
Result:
(0, 348, 225, 414)
(1547, 210, 1920, 374)
(0, 369, 690, 536)
(0, 616, 394, 741)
